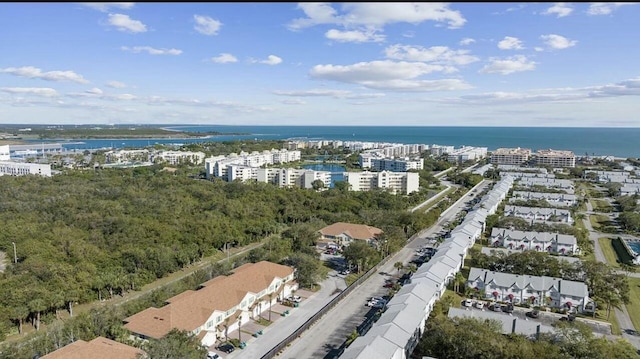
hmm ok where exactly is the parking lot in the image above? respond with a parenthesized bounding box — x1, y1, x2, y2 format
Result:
(459, 298, 612, 336)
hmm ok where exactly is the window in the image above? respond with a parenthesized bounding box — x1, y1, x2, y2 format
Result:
(207, 320, 214, 329)
(216, 315, 223, 323)
(241, 300, 247, 308)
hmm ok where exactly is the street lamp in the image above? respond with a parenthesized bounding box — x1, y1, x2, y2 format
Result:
(12, 242, 17, 263)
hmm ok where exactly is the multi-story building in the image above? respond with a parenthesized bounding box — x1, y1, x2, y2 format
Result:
(370, 158, 424, 172)
(504, 205, 573, 224)
(429, 145, 454, 156)
(41, 337, 145, 359)
(124, 261, 296, 347)
(319, 222, 383, 248)
(534, 149, 576, 168)
(105, 149, 150, 164)
(204, 149, 301, 179)
(489, 228, 579, 255)
(0, 162, 52, 177)
(491, 147, 532, 165)
(0, 145, 9, 161)
(343, 171, 420, 195)
(155, 150, 205, 165)
(467, 267, 590, 312)
(447, 146, 488, 163)
(510, 191, 577, 207)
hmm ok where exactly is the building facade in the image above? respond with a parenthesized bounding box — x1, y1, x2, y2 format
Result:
(0, 161, 52, 177)
(343, 171, 419, 195)
(490, 228, 579, 255)
(491, 147, 532, 165)
(534, 149, 576, 168)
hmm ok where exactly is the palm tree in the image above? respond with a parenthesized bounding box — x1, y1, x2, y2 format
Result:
(238, 314, 243, 342)
(407, 263, 418, 275)
(268, 293, 274, 321)
(394, 261, 404, 276)
(453, 272, 465, 294)
(224, 317, 230, 340)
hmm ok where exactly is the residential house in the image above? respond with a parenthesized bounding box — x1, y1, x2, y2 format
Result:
(124, 261, 296, 347)
(41, 336, 145, 359)
(467, 267, 590, 312)
(510, 191, 577, 207)
(503, 205, 573, 224)
(318, 222, 383, 248)
(490, 228, 579, 255)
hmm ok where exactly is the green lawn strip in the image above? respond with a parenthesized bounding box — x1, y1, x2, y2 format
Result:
(592, 199, 614, 212)
(589, 214, 609, 229)
(442, 289, 464, 309)
(344, 273, 364, 287)
(598, 237, 621, 268)
(626, 277, 640, 332)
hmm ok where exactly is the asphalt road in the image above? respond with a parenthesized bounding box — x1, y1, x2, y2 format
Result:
(277, 180, 492, 359)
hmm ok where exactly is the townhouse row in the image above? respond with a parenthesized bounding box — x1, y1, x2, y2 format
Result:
(341, 176, 514, 359)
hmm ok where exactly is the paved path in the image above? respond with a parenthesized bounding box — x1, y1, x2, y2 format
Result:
(584, 200, 640, 349)
(277, 181, 492, 359)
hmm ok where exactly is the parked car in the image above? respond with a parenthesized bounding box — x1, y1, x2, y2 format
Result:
(288, 295, 301, 303)
(489, 303, 502, 312)
(339, 269, 350, 275)
(383, 281, 395, 288)
(207, 352, 221, 359)
(502, 304, 514, 313)
(526, 310, 539, 319)
(462, 299, 473, 307)
(559, 314, 576, 323)
(474, 301, 485, 309)
(217, 343, 235, 353)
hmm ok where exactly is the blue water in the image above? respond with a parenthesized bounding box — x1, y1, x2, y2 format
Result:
(627, 240, 640, 254)
(301, 164, 346, 188)
(23, 126, 640, 158)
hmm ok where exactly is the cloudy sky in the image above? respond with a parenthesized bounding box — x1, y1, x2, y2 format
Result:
(1, 2, 639, 127)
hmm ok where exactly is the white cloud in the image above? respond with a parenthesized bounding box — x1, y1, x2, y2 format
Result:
(309, 60, 471, 92)
(497, 36, 524, 50)
(81, 2, 134, 12)
(193, 15, 222, 35)
(325, 29, 385, 43)
(288, 3, 466, 31)
(587, 2, 637, 15)
(281, 99, 307, 105)
(259, 55, 283, 65)
(540, 34, 577, 50)
(384, 44, 479, 66)
(106, 80, 127, 88)
(0, 66, 89, 84)
(459, 37, 475, 46)
(273, 89, 351, 97)
(86, 88, 103, 95)
(108, 13, 147, 33)
(402, 31, 415, 38)
(1, 87, 58, 97)
(480, 55, 536, 75)
(534, 47, 544, 52)
(542, 3, 573, 17)
(210, 53, 238, 64)
(121, 46, 182, 55)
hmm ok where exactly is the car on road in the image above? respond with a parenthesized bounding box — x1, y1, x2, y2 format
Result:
(526, 309, 539, 319)
(207, 352, 221, 359)
(462, 299, 473, 307)
(474, 301, 485, 309)
(217, 343, 235, 354)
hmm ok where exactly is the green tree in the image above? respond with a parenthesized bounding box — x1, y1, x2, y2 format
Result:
(394, 261, 404, 275)
(283, 253, 323, 289)
(141, 328, 207, 359)
(342, 241, 380, 273)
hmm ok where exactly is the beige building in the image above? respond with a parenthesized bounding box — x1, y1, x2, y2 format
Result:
(319, 222, 383, 247)
(124, 261, 296, 347)
(534, 149, 576, 168)
(344, 171, 420, 195)
(490, 147, 531, 165)
(41, 336, 145, 359)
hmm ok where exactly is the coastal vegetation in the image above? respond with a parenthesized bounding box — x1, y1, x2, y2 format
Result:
(0, 125, 248, 140)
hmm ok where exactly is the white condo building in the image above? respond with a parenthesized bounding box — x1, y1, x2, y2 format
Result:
(447, 146, 488, 163)
(204, 149, 301, 179)
(535, 149, 576, 168)
(343, 171, 419, 195)
(0, 145, 9, 161)
(0, 161, 52, 177)
(155, 151, 205, 165)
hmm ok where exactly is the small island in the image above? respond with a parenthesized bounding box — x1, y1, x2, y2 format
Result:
(0, 124, 249, 141)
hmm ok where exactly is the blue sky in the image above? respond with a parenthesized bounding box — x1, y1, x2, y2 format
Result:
(0, 2, 639, 127)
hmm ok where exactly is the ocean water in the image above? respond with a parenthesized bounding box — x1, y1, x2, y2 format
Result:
(24, 126, 640, 158)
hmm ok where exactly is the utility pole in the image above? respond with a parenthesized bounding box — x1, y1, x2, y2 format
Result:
(12, 242, 17, 263)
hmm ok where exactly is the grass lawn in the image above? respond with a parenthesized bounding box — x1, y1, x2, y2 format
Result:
(598, 237, 621, 268)
(344, 273, 363, 287)
(592, 199, 614, 212)
(574, 217, 586, 230)
(442, 289, 464, 309)
(626, 277, 640, 332)
(589, 214, 610, 229)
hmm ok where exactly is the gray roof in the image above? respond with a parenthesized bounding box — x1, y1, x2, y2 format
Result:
(365, 323, 412, 349)
(480, 247, 581, 264)
(490, 228, 577, 246)
(448, 307, 555, 337)
(397, 282, 439, 303)
(504, 205, 571, 217)
(468, 267, 588, 297)
(341, 334, 404, 359)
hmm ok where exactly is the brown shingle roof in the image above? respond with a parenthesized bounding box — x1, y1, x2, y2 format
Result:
(41, 337, 145, 359)
(319, 222, 383, 241)
(124, 261, 294, 339)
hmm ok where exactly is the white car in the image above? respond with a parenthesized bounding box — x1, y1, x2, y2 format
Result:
(462, 299, 473, 307)
(288, 295, 301, 303)
(207, 352, 220, 359)
(474, 301, 485, 309)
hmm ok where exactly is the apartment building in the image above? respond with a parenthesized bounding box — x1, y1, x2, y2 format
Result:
(204, 149, 301, 179)
(447, 146, 488, 163)
(467, 267, 590, 312)
(155, 150, 205, 165)
(491, 147, 532, 165)
(510, 191, 577, 207)
(429, 145, 454, 156)
(105, 149, 150, 164)
(490, 228, 579, 255)
(0, 145, 9, 161)
(517, 177, 574, 191)
(319, 222, 383, 248)
(41, 337, 145, 359)
(124, 261, 296, 347)
(370, 158, 424, 172)
(0, 161, 52, 177)
(343, 171, 419, 195)
(534, 149, 576, 168)
(504, 205, 573, 224)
